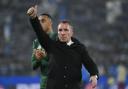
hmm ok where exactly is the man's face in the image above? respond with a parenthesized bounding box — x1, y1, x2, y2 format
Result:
(58, 23, 73, 42)
(38, 15, 52, 32)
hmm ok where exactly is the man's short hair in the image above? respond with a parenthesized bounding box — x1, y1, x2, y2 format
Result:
(40, 13, 52, 20)
(59, 20, 73, 30)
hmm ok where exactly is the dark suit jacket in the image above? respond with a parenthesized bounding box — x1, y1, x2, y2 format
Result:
(30, 17, 99, 89)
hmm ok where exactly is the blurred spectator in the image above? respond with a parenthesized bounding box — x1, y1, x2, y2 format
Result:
(0, 65, 9, 76)
(106, 0, 122, 24)
(107, 76, 118, 89)
(108, 64, 117, 78)
(3, 15, 12, 57)
(117, 63, 127, 89)
(98, 65, 108, 89)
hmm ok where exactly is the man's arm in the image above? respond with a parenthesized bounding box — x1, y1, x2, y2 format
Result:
(82, 49, 99, 76)
(81, 45, 99, 88)
(27, 6, 53, 53)
(30, 17, 53, 53)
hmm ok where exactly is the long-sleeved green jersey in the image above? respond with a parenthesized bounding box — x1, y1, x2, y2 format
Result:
(31, 32, 56, 89)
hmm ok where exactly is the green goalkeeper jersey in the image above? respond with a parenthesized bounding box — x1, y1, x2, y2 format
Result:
(31, 32, 56, 89)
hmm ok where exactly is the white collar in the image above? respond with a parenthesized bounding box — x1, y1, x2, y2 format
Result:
(67, 39, 74, 46)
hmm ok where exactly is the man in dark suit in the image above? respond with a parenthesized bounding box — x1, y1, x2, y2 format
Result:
(27, 6, 99, 89)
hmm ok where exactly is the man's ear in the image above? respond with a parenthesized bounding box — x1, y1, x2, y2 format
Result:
(70, 29, 73, 37)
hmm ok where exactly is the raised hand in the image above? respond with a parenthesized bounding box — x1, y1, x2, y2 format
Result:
(27, 5, 38, 18)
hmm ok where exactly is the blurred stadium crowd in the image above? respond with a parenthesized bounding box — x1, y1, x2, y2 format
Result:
(0, 0, 128, 89)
